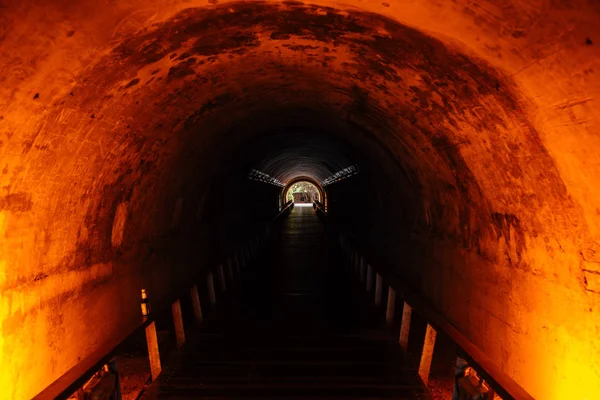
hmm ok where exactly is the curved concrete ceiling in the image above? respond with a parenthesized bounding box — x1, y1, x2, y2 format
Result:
(248, 130, 357, 183)
(1, 1, 600, 399)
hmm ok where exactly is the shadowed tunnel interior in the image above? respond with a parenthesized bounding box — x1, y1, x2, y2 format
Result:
(1, 1, 600, 399)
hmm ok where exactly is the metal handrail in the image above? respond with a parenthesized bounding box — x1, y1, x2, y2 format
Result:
(324, 215, 533, 400)
(34, 207, 292, 399)
(382, 268, 534, 400)
(313, 200, 325, 214)
(277, 201, 294, 218)
(34, 203, 532, 400)
(33, 317, 152, 399)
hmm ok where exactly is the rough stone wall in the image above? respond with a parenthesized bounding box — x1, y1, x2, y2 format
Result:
(1, 1, 599, 398)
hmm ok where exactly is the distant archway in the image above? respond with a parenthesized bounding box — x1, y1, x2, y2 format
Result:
(287, 181, 320, 203)
(281, 177, 326, 210)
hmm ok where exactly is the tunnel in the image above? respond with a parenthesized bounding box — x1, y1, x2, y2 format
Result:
(1, 0, 600, 399)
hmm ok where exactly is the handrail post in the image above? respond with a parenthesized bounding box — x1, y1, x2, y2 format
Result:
(145, 321, 162, 380)
(226, 258, 234, 282)
(418, 324, 437, 385)
(360, 257, 366, 283)
(207, 272, 216, 306)
(239, 249, 246, 269)
(233, 252, 241, 273)
(366, 264, 373, 294)
(190, 284, 203, 323)
(236, 251, 242, 271)
(246, 243, 252, 263)
(374, 274, 383, 306)
(218, 264, 226, 293)
(399, 301, 412, 351)
(172, 299, 185, 348)
(386, 287, 396, 325)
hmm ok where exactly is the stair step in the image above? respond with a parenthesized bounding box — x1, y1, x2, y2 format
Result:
(147, 385, 428, 398)
(140, 207, 429, 399)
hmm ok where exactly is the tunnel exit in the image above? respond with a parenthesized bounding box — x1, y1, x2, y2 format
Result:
(285, 181, 321, 204)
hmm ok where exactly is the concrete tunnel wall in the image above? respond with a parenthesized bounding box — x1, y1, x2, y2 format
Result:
(1, 0, 600, 398)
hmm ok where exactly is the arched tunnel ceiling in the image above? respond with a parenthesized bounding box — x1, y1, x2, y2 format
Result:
(246, 130, 357, 183)
(1, 1, 600, 399)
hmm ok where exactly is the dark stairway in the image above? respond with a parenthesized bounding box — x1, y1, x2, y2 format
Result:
(141, 205, 430, 399)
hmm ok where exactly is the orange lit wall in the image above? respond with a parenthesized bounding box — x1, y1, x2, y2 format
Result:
(1, 1, 599, 399)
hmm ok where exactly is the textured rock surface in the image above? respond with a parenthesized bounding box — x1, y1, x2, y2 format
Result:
(0, 1, 599, 398)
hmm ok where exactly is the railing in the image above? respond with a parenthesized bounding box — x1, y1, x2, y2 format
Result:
(313, 201, 534, 400)
(37, 200, 530, 399)
(34, 201, 294, 400)
(313, 200, 327, 214)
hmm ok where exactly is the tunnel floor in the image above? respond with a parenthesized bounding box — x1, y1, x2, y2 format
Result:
(141, 205, 430, 399)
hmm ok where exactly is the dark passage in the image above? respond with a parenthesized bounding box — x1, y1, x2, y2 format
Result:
(141, 205, 429, 399)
